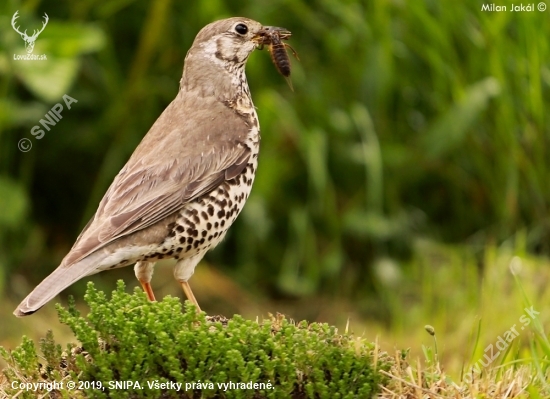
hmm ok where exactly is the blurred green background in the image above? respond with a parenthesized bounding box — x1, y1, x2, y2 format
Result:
(1, 0, 549, 377)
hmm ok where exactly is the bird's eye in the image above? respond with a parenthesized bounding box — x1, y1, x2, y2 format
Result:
(235, 23, 248, 35)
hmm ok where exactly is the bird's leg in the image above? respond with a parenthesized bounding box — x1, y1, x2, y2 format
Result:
(134, 261, 156, 301)
(180, 281, 201, 312)
(174, 256, 202, 312)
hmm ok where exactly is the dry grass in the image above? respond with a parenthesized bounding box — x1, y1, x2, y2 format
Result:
(378, 350, 537, 398)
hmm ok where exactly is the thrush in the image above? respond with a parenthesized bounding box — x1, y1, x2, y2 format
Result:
(14, 17, 289, 317)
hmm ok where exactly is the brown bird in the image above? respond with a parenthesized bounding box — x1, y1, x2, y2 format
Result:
(14, 18, 289, 317)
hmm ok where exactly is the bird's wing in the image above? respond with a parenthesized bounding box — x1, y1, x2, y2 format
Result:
(63, 95, 254, 267)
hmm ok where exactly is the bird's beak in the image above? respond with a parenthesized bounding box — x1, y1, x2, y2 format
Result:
(254, 26, 292, 46)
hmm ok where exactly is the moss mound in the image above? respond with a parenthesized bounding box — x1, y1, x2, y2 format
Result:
(1, 281, 389, 398)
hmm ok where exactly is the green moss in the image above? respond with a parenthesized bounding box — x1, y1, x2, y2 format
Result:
(2, 281, 390, 398)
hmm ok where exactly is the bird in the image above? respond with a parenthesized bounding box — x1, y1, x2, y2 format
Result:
(14, 17, 289, 317)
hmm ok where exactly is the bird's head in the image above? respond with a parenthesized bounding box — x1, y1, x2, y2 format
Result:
(189, 18, 265, 66)
(181, 18, 289, 93)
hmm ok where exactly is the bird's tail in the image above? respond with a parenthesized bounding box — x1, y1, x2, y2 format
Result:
(13, 251, 110, 317)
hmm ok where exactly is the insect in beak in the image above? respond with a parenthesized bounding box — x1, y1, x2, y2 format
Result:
(256, 26, 299, 90)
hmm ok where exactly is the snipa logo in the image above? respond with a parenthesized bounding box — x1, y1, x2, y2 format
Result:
(11, 10, 49, 54)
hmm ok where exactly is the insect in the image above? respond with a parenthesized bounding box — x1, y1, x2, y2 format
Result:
(260, 28, 299, 89)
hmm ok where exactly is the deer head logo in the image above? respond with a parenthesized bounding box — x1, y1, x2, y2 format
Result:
(11, 10, 49, 54)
